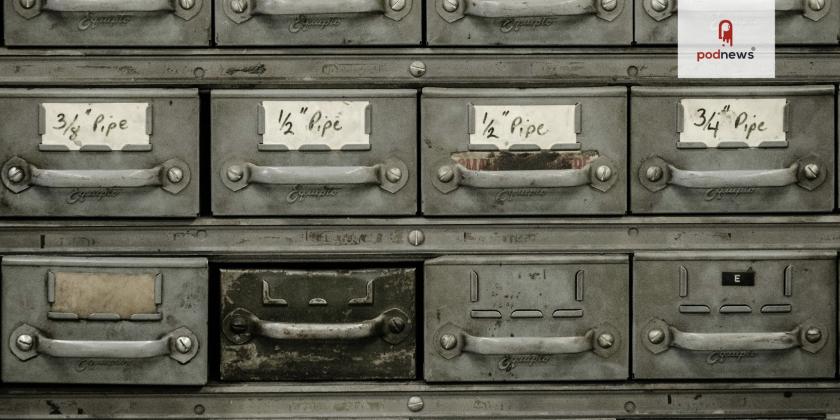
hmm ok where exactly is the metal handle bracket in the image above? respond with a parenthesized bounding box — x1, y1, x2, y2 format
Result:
(437, 0, 624, 23)
(15, 0, 203, 20)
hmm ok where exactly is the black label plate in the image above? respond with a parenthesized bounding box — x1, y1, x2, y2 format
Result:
(722, 272, 755, 286)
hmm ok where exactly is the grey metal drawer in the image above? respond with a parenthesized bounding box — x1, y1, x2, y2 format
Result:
(0, 89, 200, 218)
(425, 255, 630, 382)
(212, 89, 417, 216)
(1, 256, 208, 385)
(633, 251, 836, 379)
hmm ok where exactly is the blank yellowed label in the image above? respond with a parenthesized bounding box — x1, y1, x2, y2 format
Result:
(52, 272, 157, 318)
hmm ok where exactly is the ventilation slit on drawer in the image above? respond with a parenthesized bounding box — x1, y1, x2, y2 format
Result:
(470, 310, 502, 319)
(510, 310, 543, 319)
(679, 304, 710, 314)
(720, 305, 752, 314)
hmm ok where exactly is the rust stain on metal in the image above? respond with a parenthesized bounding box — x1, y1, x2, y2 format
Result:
(451, 150, 599, 171)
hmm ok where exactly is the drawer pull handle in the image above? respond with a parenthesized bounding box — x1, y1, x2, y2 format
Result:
(641, 318, 828, 355)
(1, 156, 191, 195)
(645, 0, 830, 21)
(433, 157, 617, 194)
(9, 324, 199, 364)
(433, 322, 620, 359)
(222, 308, 411, 345)
(638, 155, 826, 192)
(436, 0, 624, 23)
(14, 0, 202, 20)
(224, 0, 413, 24)
(221, 158, 408, 194)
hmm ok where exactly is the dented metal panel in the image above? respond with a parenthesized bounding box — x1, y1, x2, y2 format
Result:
(220, 268, 416, 381)
(1, 256, 209, 385)
(424, 255, 629, 382)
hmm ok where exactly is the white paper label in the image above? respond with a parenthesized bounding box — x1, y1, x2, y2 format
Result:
(41, 103, 150, 150)
(680, 98, 786, 147)
(470, 105, 578, 150)
(261, 101, 370, 150)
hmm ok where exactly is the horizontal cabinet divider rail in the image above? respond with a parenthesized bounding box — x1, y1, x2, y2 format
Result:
(0, 217, 839, 257)
(2, 48, 840, 85)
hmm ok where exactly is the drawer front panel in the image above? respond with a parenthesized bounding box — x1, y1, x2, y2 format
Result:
(1, 256, 209, 385)
(425, 255, 629, 382)
(220, 268, 416, 381)
(633, 251, 837, 379)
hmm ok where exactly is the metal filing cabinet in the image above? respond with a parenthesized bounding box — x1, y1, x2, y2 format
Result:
(427, 0, 632, 45)
(631, 86, 835, 214)
(634, 251, 836, 379)
(220, 268, 416, 381)
(422, 88, 626, 216)
(425, 255, 629, 382)
(0, 89, 200, 218)
(1, 256, 208, 385)
(4, 0, 211, 46)
(212, 89, 417, 216)
(215, 0, 422, 46)
(635, 0, 840, 44)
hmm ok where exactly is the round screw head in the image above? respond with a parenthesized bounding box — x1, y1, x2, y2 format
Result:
(179, 0, 195, 9)
(809, 0, 825, 11)
(389, 317, 406, 334)
(437, 166, 455, 183)
(804, 163, 821, 180)
(15, 334, 33, 352)
(227, 165, 244, 182)
(409, 61, 427, 78)
(7, 166, 24, 183)
(595, 165, 613, 182)
(407, 396, 424, 412)
(230, 316, 249, 333)
(601, 0, 617, 11)
(230, 0, 248, 13)
(805, 327, 823, 343)
(442, 0, 459, 12)
(18, 0, 35, 9)
(647, 329, 665, 345)
(650, 0, 669, 12)
(408, 230, 425, 246)
(385, 167, 403, 183)
(167, 167, 184, 184)
(389, 0, 406, 11)
(597, 333, 615, 349)
(439, 333, 458, 350)
(175, 336, 193, 354)
(646, 166, 663, 182)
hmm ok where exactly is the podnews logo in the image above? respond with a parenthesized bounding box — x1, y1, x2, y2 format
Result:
(695, 19, 756, 62)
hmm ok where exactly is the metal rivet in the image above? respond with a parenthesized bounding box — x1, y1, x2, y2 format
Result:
(175, 336, 193, 354)
(597, 333, 615, 349)
(809, 0, 825, 11)
(230, 0, 248, 13)
(227, 165, 244, 182)
(386, 167, 403, 183)
(595, 165, 612, 182)
(440, 334, 457, 350)
(194, 405, 205, 415)
(437, 166, 455, 183)
(650, 0, 669, 12)
(409, 61, 426, 78)
(601, 0, 617, 11)
(179, 0, 195, 9)
(805, 328, 822, 343)
(408, 230, 425, 246)
(18, 0, 35, 9)
(407, 396, 424, 412)
(646, 166, 663, 182)
(230, 317, 248, 333)
(7, 166, 24, 183)
(442, 0, 459, 12)
(624, 401, 637, 413)
(804, 163, 820, 180)
(15, 334, 33, 352)
(389, 317, 406, 334)
(389, 0, 406, 11)
(167, 167, 184, 184)
(647, 329, 665, 344)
